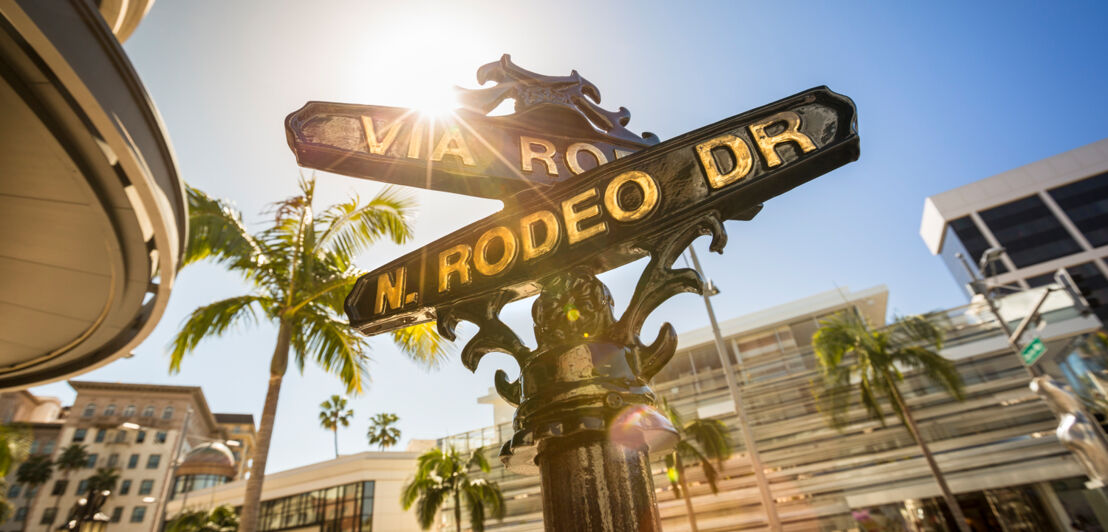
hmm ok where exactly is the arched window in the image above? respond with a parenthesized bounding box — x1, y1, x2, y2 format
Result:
(141, 406, 155, 417)
(122, 405, 136, 417)
(81, 404, 95, 418)
(103, 404, 116, 416)
(161, 406, 174, 420)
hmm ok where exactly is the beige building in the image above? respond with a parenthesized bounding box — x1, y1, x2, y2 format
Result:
(3, 382, 253, 532)
(163, 451, 422, 532)
(0, 391, 66, 531)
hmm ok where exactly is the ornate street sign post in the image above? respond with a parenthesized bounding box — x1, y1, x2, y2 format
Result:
(287, 55, 860, 531)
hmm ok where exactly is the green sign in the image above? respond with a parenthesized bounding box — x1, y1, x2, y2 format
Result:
(1020, 337, 1046, 366)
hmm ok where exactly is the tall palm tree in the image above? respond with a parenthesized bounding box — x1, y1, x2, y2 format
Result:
(401, 447, 504, 532)
(14, 456, 51, 532)
(659, 399, 732, 532)
(318, 395, 353, 458)
(49, 444, 88, 530)
(812, 311, 970, 532)
(170, 177, 450, 532)
(367, 413, 401, 451)
(0, 425, 31, 523)
(84, 468, 119, 495)
(167, 505, 239, 532)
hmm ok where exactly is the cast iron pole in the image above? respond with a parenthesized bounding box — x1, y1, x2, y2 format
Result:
(687, 246, 782, 529)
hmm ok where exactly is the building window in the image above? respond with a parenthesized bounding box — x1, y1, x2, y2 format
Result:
(254, 480, 375, 532)
(128, 454, 139, 469)
(30, 440, 39, 454)
(978, 195, 1083, 268)
(43, 441, 54, 454)
(14, 506, 26, 522)
(7, 483, 20, 499)
(115, 430, 127, 444)
(1048, 171, 1108, 248)
(95, 429, 107, 443)
(130, 506, 146, 523)
(122, 405, 136, 417)
(138, 479, 154, 495)
(50, 480, 67, 496)
(110, 507, 123, 523)
(85, 454, 98, 469)
(82, 404, 95, 418)
(141, 406, 155, 417)
(76, 480, 88, 495)
(40, 507, 56, 525)
(162, 406, 174, 420)
(104, 404, 116, 416)
(107, 453, 120, 468)
(155, 431, 167, 444)
(26, 485, 37, 498)
(146, 454, 161, 469)
(73, 428, 87, 443)
(136, 430, 146, 444)
(120, 480, 131, 495)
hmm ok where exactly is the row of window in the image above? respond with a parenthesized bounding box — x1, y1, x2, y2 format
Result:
(10, 475, 158, 503)
(81, 403, 174, 420)
(23, 505, 147, 524)
(72, 428, 167, 444)
(28, 439, 55, 456)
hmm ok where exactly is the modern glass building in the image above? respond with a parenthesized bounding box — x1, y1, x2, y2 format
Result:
(920, 137, 1108, 323)
(437, 286, 1108, 531)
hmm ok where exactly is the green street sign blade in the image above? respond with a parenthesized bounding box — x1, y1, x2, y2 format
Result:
(1020, 337, 1046, 366)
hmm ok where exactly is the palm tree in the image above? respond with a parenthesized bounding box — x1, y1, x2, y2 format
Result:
(166, 505, 239, 532)
(401, 447, 504, 532)
(170, 177, 450, 532)
(318, 395, 353, 458)
(367, 413, 401, 451)
(812, 311, 970, 532)
(85, 468, 120, 495)
(14, 456, 51, 532)
(49, 444, 88, 530)
(659, 399, 732, 532)
(0, 425, 31, 524)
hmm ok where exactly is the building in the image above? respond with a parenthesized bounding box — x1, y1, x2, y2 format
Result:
(919, 137, 1108, 323)
(0, 0, 186, 390)
(0, 391, 65, 531)
(1, 382, 254, 532)
(162, 452, 421, 532)
(435, 285, 1107, 531)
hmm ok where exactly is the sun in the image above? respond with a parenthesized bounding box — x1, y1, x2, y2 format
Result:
(407, 83, 459, 118)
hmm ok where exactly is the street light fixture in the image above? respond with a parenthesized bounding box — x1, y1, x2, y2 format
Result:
(119, 422, 141, 430)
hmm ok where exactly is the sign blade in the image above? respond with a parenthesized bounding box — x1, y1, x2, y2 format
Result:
(345, 86, 859, 335)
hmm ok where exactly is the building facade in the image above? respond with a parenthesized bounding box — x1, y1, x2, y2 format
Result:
(919, 137, 1108, 323)
(0, 391, 65, 532)
(1, 382, 253, 532)
(435, 286, 1108, 531)
(162, 452, 422, 532)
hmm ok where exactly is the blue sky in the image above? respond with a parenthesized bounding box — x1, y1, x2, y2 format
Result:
(31, 1, 1108, 473)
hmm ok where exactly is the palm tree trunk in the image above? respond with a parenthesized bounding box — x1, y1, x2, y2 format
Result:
(239, 322, 291, 532)
(675, 454, 699, 532)
(887, 376, 971, 532)
(453, 489, 461, 532)
(333, 428, 339, 459)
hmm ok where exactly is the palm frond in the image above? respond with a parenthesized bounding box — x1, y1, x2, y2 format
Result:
(391, 323, 453, 369)
(683, 419, 733, 464)
(664, 454, 681, 497)
(169, 296, 265, 373)
(184, 185, 265, 269)
(294, 310, 371, 394)
(316, 186, 415, 258)
(414, 485, 448, 530)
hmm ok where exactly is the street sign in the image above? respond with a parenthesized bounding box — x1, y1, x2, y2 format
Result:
(342, 86, 859, 335)
(285, 55, 657, 199)
(1021, 337, 1046, 366)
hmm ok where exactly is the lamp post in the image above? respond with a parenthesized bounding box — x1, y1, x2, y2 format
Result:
(955, 249, 1043, 377)
(686, 246, 781, 529)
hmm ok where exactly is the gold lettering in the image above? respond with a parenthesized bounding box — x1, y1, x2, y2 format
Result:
(473, 226, 518, 277)
(374, 267, 406, 314)
(361, 116, 402, 156)
(438, 244, 472, 293)
(748, 111, 816, 168)
(407, 119, 425, 159)
(566, 142, 608, 175)
(520, 210, 560, 261)
(520, 136, 558, 176)
(562, 188, 607, 244)
(431, 126, 477, 166)
(695, 134, 753, 189)
(604, 171, 659, 222)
